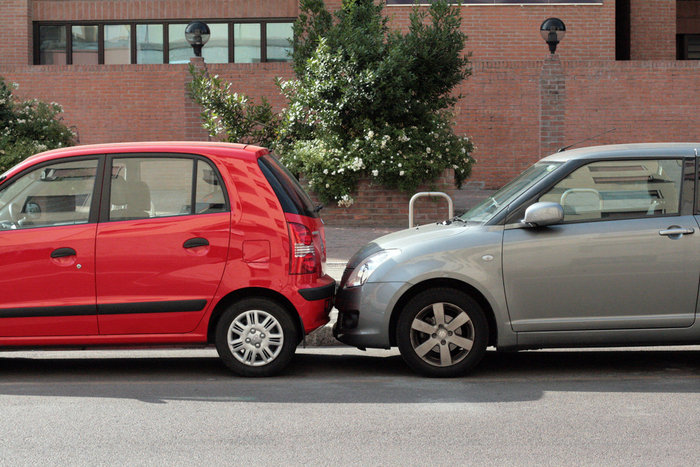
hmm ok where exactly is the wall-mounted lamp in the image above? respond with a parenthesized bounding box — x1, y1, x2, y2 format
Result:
(185, 21, 211, 57)
(540, 18, 566, 54)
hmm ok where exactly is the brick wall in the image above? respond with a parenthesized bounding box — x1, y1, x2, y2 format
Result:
(385, 2, 615, 61)
(630, 0, 676, 60)
(4, 58, 700, 225)
(32, 0, 299, 21)
(0, 61, 294, 144)
(317, 172, 462, 227)
(3, 1, 700, 226)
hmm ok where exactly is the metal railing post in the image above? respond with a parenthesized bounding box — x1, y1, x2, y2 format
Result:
(408, 192, 454, 228)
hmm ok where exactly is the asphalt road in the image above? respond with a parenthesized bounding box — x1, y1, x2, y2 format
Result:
(0, 346, 698, 466)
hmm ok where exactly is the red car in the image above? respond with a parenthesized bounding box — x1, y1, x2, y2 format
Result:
(0, 142, 334, 376)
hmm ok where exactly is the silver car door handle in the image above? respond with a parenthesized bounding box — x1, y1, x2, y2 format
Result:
(659, 227, 695, 236)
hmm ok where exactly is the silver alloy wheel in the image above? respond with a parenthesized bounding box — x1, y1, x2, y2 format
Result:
(409, 302, 474, 367)
(227, 309, 284, 367)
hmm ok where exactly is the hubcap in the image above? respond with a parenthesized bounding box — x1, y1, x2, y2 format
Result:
(227, 310, 284, 367)
(409, 302, 474, 367)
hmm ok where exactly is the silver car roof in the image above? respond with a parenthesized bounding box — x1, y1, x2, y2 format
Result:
(541, 143, 700, 163)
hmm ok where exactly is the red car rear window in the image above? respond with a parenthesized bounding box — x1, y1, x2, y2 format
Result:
(258, 155, 320, 219)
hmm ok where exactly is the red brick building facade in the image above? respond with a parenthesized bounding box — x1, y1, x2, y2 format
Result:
(1, 0, 699, 225)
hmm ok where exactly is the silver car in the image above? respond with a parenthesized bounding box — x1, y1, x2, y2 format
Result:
(334, 143, 700, 376)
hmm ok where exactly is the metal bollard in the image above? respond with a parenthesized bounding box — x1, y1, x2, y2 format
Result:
(408, 192, 454, 228)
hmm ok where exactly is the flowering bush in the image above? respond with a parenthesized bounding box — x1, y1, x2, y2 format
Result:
(0, 77, 74, 172)
(277, 0, 474, 206)
(187, 0, 475, 207)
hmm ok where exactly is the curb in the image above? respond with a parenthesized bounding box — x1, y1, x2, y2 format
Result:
(304, 324, 341, 347)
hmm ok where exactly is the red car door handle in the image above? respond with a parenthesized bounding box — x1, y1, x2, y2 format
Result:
(183, 237, 209, 248)
(51, 247, 77, 258)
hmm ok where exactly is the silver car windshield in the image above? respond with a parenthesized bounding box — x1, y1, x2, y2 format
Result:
(459, 161, 562, 224)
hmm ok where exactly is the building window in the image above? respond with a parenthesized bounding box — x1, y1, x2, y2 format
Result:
(234, 23, 262, 63)
(677, 34, 700, 60)
(38, 25, 67, 65)
(136, 24, 164, 64)
(266, 23, 294, 62)
(104, 25, 131, 64)
(34, 20, 294, 65)
(71, 25, 99, 65)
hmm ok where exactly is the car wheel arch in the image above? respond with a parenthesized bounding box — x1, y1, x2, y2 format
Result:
(206, 287, 303, 345)
(388, 278, 497, 348)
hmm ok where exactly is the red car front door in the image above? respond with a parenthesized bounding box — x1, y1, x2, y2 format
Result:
(0, 158, 100, 337)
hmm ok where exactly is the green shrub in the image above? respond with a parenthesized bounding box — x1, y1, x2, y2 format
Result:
(0, 77, 74, 172)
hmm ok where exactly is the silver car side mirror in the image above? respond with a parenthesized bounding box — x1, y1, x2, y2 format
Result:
(523, 202, 564, 227)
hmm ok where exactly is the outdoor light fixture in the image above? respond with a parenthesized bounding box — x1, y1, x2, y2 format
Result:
(540, 18, 566, 54)
(185, 21, 211, 57)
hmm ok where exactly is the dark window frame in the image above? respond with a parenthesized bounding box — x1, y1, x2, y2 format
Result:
(34, 18, 295, 65)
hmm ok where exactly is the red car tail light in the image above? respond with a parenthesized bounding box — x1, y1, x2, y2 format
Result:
(289, 222, 317, 274)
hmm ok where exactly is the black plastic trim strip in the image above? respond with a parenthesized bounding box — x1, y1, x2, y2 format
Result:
(97, 299, 207, 315)
(298, 281, 336, 301)
(0, 305, 95, 318)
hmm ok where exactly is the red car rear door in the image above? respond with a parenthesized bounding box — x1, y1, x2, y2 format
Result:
(95, 154, 230, 335)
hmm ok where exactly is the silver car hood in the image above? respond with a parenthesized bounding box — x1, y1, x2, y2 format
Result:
(346, 222, 477, 268)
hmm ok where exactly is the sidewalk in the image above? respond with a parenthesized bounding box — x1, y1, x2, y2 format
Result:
(305, 224, 403, 346)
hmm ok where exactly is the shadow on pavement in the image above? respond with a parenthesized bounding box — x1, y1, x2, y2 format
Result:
(0, 348, 697, 404)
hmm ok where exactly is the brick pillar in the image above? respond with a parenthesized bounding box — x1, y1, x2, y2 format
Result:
(630, 0, 676, 60)
(539, 54, 565, 156)
(0, 0, 32, 66)
(184, 56, 210, 141)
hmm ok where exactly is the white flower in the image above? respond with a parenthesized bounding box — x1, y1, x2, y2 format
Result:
(325, 183, 330, 188)
(399, 170, 405, 176)
(323, 169, 328, 174)
(398, 163, 402, 168)
(372, 169, 379, 176)
(338, 194, 354, 208)
(426, 147, 431, 154)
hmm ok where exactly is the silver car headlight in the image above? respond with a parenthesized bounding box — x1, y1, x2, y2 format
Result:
(345, 249, 401, 288)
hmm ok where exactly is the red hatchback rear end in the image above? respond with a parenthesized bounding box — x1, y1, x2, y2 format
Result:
(0, 142, 334, 376)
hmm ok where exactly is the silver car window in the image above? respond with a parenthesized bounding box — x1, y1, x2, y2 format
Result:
(539, 159, 683, 222)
